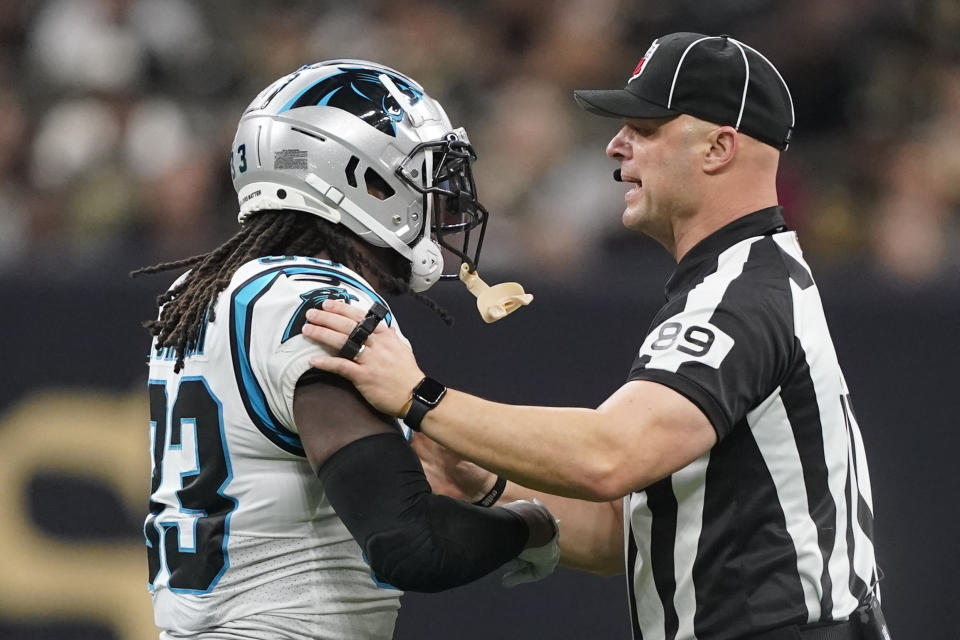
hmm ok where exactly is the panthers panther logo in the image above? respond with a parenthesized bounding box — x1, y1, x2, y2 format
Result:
(282, 66, 424, 137)
(282, 287, 360, 343)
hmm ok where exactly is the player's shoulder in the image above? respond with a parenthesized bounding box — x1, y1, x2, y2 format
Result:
(229, 255, 386, 305)
(227, 255, 394, 347)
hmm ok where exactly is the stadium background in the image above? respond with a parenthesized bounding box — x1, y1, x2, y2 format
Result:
(0, 0, 957, 638)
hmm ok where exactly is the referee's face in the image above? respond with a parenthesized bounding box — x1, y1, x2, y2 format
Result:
(606, 116, 704, 248)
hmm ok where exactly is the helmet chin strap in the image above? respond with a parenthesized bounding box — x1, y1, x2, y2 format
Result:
(304, 173, 411, 258)
(303, 172, 442, 292)
(408, 142, 443, 292)
(302, 171, 530, 309)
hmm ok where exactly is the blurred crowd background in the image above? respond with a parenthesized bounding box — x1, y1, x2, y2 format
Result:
(1, 0, 959, 284)
(1, 2, 959, 638)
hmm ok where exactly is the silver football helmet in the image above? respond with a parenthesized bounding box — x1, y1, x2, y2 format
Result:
(230, 60, 489, 292)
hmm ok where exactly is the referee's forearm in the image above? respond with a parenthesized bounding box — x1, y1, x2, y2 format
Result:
(421, 390, 620, 501)
(500, 481, 625, 575)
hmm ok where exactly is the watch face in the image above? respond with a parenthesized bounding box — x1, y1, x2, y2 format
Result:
(414, 377, 447, 406)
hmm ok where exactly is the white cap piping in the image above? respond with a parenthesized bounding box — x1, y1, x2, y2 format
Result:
(668, 36, 716, 109)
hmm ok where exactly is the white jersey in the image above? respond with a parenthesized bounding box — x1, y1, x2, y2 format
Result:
(145, 256, 410, 640)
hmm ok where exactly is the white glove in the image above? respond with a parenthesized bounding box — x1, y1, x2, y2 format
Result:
(500, 498, 560, 587)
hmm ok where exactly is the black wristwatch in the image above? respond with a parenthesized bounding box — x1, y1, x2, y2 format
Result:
(403, 376, 447, 431)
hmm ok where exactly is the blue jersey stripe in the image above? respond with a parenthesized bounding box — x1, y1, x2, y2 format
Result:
(232, 272, 304, 454)
(276, 265, 392, 326)
(229, 260, 391, 456)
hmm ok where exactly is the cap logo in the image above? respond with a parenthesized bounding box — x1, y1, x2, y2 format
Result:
(629, 40, 660, 82)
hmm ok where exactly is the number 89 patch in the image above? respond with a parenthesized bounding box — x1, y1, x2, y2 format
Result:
(638, 318, 735, 372)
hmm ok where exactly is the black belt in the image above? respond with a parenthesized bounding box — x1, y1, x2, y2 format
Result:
(747, 620, 858, 640)
(746, 596, 888, 640)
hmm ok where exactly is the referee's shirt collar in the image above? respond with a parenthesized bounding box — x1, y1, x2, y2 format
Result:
(664, 206, 788, 299)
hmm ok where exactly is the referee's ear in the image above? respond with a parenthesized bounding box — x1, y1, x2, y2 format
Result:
(702, 125, 738, 174)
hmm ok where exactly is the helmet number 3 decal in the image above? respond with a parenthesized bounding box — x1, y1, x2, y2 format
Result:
(230, 144, 248, 180)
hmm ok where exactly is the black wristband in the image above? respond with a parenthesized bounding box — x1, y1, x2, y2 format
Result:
(472, 475, 507, 507)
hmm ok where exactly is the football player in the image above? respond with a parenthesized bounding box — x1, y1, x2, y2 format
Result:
(134, 60, 558, 640)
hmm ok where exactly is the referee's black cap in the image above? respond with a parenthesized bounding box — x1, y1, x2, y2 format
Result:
(574, 32, 795, 150)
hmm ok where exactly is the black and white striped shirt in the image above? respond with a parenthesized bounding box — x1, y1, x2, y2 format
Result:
(626, 207, 878, 640)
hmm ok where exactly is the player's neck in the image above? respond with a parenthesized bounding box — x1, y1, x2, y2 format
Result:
(312, 245, 388, 290)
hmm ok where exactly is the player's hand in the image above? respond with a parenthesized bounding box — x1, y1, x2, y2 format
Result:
(411, 434, 497, 503)
(500, 499, 560, 587)
(303, 300, 424, 417)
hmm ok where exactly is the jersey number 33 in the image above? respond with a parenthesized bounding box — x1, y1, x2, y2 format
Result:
(145, 377, 238, 594)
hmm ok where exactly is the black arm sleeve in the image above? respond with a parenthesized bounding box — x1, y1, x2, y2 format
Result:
(317, 432, 530, 593)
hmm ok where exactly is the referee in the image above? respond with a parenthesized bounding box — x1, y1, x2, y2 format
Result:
(303, 32, 891, 640)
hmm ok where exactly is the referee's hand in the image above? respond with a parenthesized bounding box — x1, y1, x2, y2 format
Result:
(304, 300, 424, 418)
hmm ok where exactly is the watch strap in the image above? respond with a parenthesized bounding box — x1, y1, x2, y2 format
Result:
(403, 396, 432, 432)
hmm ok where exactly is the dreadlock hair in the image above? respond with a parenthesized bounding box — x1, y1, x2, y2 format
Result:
(132, 209, 453, 372)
